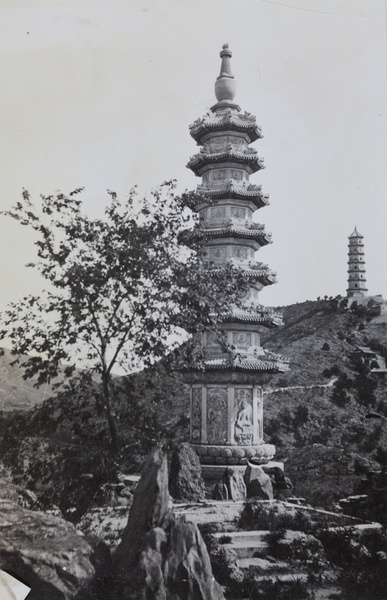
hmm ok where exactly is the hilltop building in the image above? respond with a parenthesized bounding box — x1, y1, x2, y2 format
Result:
(185, 44, 288, 488)
(345, 228, 387, 316)
(347, 227, 368, 299)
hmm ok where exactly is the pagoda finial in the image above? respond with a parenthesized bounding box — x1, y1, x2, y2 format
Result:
(215, 43, 237, 103)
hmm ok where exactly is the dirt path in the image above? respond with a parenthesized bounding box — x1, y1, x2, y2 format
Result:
(264, 378, 337, 395)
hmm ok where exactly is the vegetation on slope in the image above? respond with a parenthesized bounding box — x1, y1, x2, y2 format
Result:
(0, 298, 386, 519)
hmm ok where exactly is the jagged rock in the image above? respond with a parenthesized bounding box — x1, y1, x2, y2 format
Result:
(163, 521, 225, 600)
(261, 465, 293, 499)
(0, 495, 95, 600)
(244, 463, 273, 500)
(212, 481, 229, 500)
(114, 447, 171, 576)
(224, 467, 246, 500)
(112, 447, 225, 600)
(169, 443, 205, 502)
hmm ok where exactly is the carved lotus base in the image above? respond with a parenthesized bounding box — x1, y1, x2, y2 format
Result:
(192, 443, 275, 466)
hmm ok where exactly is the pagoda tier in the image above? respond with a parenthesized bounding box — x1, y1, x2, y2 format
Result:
(185, 44, 288, 477)
(202, 224, 272, 247)
(189, 111, 263, 145)
(187, 147, 265, 177)
(196, 181, 270, 211)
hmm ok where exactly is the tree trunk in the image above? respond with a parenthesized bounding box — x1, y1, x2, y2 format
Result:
(103, 375, 120, 453)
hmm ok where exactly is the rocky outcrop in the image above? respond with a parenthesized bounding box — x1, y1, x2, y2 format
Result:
(261, 465, 293, 500)
(113, 447, 225, 600)
(0, 488, 95, 600)
(114, 447, 170, 576)
(224, 467, 247, 500)
(162, 521, 225, 600)
(244, 463, 273, 500)
(169, 443, 205, 502)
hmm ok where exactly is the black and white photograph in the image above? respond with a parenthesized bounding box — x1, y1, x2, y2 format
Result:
(0, 1, 386, 599)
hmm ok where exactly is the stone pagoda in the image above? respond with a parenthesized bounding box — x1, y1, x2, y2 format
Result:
(185, 44, 287, 486)
(347, 227, 368, 299)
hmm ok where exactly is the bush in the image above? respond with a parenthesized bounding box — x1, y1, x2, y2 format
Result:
(293, 405, 309, 427)
(244, 577, 315, 600)
(323, 364, 341, 378)
(238, 502, 315, 534)
(374, 445, 387, 466)
(331, 374, 352, 407)
(218, 535, 232, 544)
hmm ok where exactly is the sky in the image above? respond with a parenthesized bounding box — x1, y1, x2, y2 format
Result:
(0, 0, 386, 309)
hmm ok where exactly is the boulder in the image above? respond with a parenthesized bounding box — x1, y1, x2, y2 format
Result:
(224, 467, 246, 500)
(0, 494, 95, 600)
(244, 463, 273, 500)
(169, 443, 205, 502)
(261, 465, 293, 499)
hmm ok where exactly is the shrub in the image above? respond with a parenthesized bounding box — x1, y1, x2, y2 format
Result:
(244, 577, 315, 600)
(238, 502, 315, 534)
(323, 364, 341, 378)
(293, 405, 309, 427)
(331, 373, 352, 407)
(374, 445, 387, 466)
(218, 535, 232, 544)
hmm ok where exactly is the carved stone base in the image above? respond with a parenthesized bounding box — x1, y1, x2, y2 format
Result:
(200, 460, 283, 495)
(201, 464, 246, 492)
(192, 443, 275, 466)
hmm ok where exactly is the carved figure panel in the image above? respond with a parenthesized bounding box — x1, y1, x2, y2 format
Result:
(233, 332, 252, 349)
(232, 246, 248, 260)
(210, 206, 226, 219)
(191, 388, 202, 443)
(207, 332, 221, 347)
(234, 388, 253, 445)
(231, 207, 245, 220)
(210, 247, 227, 262)
(231, 169, 243, 180)
(207, 388, 228, 445)
(240, 288, 251, 301)
(214, 169, 226, 180)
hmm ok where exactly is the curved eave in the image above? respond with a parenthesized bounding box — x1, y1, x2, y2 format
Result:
(203, 358, 286, 373)
(209, 266, 278, 286)
(187, 152, 264, 176)
(243, 270, 277, 285)
(196, 184, 270, 207)
(228, 310, 284, 328)
(203, 227, 272, 246)
(189, 120, 263, 145)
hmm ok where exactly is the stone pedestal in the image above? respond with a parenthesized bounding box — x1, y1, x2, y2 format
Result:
(190, 382, 275, 468)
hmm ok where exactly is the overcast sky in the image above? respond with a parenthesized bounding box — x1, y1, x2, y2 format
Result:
(0, 0, 386, 309)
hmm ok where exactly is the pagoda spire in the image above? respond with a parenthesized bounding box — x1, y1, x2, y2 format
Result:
(214, 43, 238, 107)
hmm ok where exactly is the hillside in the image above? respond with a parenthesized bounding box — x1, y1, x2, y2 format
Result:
(259, 300, 387, 509)
(0, 299, 386, 517)
(261, 299, 387, 387)
(0, 348, 55, 412)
